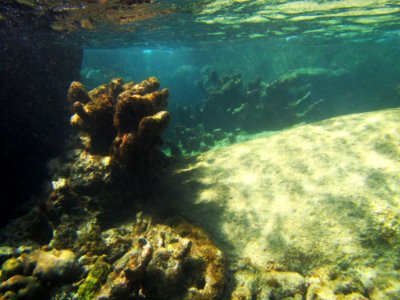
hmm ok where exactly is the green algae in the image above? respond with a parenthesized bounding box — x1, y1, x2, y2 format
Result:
(77, 256, 111, 300)
(1, 258, 23, 280)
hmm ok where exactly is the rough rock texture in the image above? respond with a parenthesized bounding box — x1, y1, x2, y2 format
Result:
(172, 68, 346, 155)
(92, 215, 225, 300)
(0, 275, 43, 300)
(160, 108, 400, 299)
(0, 213, 224, 299)
(67, 76, 170, 171)
(0, 248, 81, 299)
(0, 73, 172, 247)
(28, 249, 81, 283)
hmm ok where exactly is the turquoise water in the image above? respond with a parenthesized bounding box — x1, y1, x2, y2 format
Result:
(1, 1, 400, 299)
(81, 38, 400, 154)
(73, 0, 400, 154)
(43, 0, 400, 47)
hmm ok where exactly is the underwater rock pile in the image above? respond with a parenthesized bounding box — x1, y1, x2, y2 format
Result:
(161, 108, 400, 299)
(0, 75, 227, 300)
(2, 69, 400, 298)
(0, 76, 173, 244)
(1, 214, 224, 299)
(197, 71, 244, 131)
(194, 68, 339, 131)
(0, 248, 81, 299)
(67, 76, 170, 171)
(173, 124, 241, 156)
(79, 214, 225, 300)
(173, 68, 345, 155)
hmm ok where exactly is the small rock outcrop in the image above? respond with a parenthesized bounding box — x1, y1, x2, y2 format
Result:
(67, 76, 170, 171)
(0, 248, 81, 299)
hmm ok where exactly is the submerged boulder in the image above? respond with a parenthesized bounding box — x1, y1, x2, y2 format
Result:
(160, 108, 400, 298)
(0, 215, 224, 300)
(73, 215, 225, 300)
(67, 76, 170, 171)
(0, 248, 81, 299)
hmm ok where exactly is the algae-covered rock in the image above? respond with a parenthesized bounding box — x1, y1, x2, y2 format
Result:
(68, 76, 170, 168)
(29, 249, 81, 284)
(0, 248, 82, 299)
(1, 258, 23, 281)
(95, 215, 225, 300)
(305, 265, 369, 300)
(0, 247, 14, 265)
(0, 275, 42, 299)
(50, 214, 225, 300)
(77, 256, 111, 300)
(230, 261, 306, 299)
(160, 108, 400, 298)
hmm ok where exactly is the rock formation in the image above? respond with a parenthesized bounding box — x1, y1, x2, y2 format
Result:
(161, 108, 400, 299)
(67, 76, 170, 171)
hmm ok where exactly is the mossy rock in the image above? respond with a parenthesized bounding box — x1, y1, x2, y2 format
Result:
(77, 256, 111, 300)
(1, 258, 23, 280)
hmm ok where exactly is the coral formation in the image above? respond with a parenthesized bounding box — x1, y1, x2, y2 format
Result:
(0, 275, 42, 300)
(194, 67, 334, 131)
(1, 258, 23, 280)
(230, 261, 375, 299)
(197, 71, 244, 131)
(171, 67, 344, 156)
(27, 249, 81, 283)
(67, 76, 170, 170)
(0, 75, 199, 299)
(173, 124, 241, 155)
(306, 266, 368, 300)
(0, 248, 81, 299)
(0, 214, 225, 299)
(2, 102, 400, 299)
(0, 247, 14, 265)
(76, 214, 225, 300)
(0, 93, 223, 299)
(230, 262, 307, 299)
(261, 68, 335, 129)
(77, 256, 111, 300)
(113, 82, 170, 169)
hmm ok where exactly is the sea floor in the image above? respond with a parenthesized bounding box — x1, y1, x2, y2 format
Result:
(160, 108, 400, 299)
(1, 108, 400, 299)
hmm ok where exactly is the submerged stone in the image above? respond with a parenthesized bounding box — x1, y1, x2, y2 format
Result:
(1, 258, 23, 280)
(95, 216, 225, 300)
(77, 256, 111, 300)
(29, 249, 81, 284)
(160, 108, 400, 298)
(0, 247, 14, 265)
(0, 275, 43, 299)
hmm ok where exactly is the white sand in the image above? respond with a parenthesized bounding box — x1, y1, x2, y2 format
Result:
(162, 108, 400, 277)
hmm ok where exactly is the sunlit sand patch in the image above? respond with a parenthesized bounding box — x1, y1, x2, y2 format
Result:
(231, 171, 258, 186)
(164, 109, 400, 284)
(199, 189, 220, 203)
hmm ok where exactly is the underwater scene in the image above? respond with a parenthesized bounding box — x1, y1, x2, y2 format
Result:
(1, 0, 400, 299)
